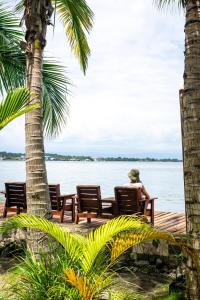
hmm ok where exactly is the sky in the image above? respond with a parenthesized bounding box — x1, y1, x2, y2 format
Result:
(1, 0, 185, 158)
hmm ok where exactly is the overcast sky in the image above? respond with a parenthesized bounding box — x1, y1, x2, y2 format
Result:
(1, 0, 185, 158)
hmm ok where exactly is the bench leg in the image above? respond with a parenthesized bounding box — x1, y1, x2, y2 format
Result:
(76, 215, 79, 224)
(60, 209, 64, 223)
(3, 206, 7, 218)
(72, 201, 75, 222)
(151, 199, 155, 226)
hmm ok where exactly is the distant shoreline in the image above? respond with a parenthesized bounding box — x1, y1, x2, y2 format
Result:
(0, 151, 182, 162)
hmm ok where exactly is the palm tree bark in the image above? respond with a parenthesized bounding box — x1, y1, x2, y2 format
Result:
(182, 1, 200, 298)
(24, 0, 52, 251)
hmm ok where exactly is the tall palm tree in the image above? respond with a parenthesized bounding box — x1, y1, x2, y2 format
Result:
(11, 0, 93, 251)
(0, 88, 38, 130)
(155, 1, 200, 299)
(16, 0, 92, 211)
(0, 0, 73, 251)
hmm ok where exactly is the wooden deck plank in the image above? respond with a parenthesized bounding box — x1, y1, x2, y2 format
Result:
(159, 224, 186, 234)
(155, 213, 182, 224)
(155, 212, 168, 217)
(157, 222, 185, 230)
(155, 216, 185, 226)
(0, 204, 186, 234)
(155, 212, 186, 234)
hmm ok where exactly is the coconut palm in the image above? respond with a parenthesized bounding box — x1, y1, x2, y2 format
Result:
(0, 0, 73, 252)
(0, 88, 38, 130)
(0, 1, 71, 250)
(0, 214, 189, 299)
(10, 1, 93, 245)
(155, 1, 200, 299)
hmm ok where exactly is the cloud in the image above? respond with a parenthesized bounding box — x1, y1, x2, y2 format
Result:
(1, 0, 185, 158)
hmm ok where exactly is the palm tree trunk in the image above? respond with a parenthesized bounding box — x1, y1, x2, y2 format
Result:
(182, 1, 200, 298)
(24, 0, 53, 252)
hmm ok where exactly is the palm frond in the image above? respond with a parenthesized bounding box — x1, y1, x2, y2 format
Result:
(15, 0, 93, 73)
(0, 213, 82, 264)
(111, 229, 176, 262)
(54, 0, 94, 74)
(0, 46, 25, 94)
(65, 268, 113, 300)
(0, 88, 39, 129)
(0, 45, 70, 137)
(0, 0, 70, 137)
(14, 1, 24, 13)
(42, 60, 70, 138)
(154, 0, 186, 9)
(0, 1, 22, 46)
(81, 216, 148, 273)
(65, 268, 94, 300)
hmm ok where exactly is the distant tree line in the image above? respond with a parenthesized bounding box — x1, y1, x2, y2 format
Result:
(96, 157, 182, 162)
(0, 152, 181, 162)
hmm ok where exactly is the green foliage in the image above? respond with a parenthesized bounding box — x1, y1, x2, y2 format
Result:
(0, 88, 38, 129)
(0, 214, 188, 300)
(108, 290, 143, 300)
(0, 47, 25, 94)
(15, 0, 94, 74)
(55, 0, 94, 73)
(42, 61, 70, 138)
(0, 1, 70, 138)
(0, 1, 24, 93)
(158, 292, 185, 300)
(8, 247, 81, 300)
(0, 46, 70, 137)
(0, 1, 22, 45)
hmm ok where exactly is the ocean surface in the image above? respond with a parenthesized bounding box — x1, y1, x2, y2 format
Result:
(0, 161, 184, 212)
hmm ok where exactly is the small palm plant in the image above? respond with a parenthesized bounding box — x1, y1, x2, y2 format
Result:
(0, 214, 191, 300)
(0, 88, 38, 130)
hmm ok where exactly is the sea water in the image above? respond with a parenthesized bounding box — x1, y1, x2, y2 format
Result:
(0, 161, 184, 212)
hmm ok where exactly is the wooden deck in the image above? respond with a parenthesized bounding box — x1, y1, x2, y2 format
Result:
(0, 204, 186, 234)
(154, 211, 186, 234)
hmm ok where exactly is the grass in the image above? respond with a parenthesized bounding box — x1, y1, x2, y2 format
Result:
(0, 264, 185, 300)
(157, 293, 185, 300)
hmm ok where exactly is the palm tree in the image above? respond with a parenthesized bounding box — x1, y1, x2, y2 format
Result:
(11, 1, 93, 237)
(0, 1, 74, 252)
(0, 214, 190, 299)
(0, 88, 39, 130)
(155, 1, 200, 299)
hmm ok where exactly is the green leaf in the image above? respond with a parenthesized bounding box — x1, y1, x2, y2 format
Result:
(0, 88, 38, 129)
(79, 216, 149, 273)
(0, 213, 82, 265)
(0, 1, 70, 138)
(0, 45, 70, 137)
(54, 0, 94, 73)
(42, 60, 70, 138)
(0, 46, 25, 94)
(0, 1, 22, 45)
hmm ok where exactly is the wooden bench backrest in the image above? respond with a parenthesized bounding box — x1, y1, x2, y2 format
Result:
(114, 186, 141, 215)
(76, 185, 102, 214)
(5, 182, 26, 208)
(49, 184, 61, 210)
